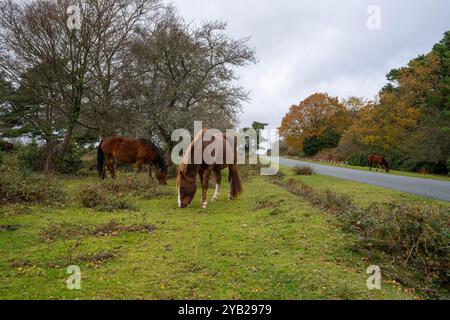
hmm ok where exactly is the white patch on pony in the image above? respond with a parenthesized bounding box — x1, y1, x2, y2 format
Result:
(212, 184, 220, 201)
(177, 187, 182, 208)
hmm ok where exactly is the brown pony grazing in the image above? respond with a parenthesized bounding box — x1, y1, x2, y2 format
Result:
(368, 154, 390, 173)
(97, 137, 168, 185)
(176, 129, 243, 208)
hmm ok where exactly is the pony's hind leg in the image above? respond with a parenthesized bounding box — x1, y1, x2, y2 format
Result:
(227, 166, 233, 200)
(212, 170, 222, 202)
(102, 164, 107, 179)
(134, 159, 144, 177)
(106, 157, 116, 179)
(200, 167, 213, 208)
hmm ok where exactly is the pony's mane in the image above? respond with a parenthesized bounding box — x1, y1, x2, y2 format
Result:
(139, 138, 166, 172)
(178, 128, 208, 174)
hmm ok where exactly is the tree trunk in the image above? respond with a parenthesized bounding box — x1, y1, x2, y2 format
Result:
(43, 140, 56, 174)
(59, 78, 84, 159)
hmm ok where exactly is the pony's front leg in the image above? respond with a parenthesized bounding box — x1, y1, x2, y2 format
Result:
(201, 168, 213, 208)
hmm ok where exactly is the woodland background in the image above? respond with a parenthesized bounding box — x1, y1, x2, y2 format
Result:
(280, 32, 450, 175)
(0, 0, 255, 172)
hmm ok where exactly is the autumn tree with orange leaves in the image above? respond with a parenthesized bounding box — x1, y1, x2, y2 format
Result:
(279, 93, 352, 156)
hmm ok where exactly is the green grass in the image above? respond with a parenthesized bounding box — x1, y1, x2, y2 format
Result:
(280, 165, 450, 208)
(0, 171, 421, 300)
(285, 156, 450, 182)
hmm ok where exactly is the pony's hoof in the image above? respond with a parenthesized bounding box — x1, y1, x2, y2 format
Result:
(212, 197, 219, 202)
(201, 203, 208, 209)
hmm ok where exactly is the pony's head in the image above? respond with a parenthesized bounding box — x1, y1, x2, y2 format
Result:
(147, 141, 168, 185)
(156, 166, 168, 185)
(175, 127, 207, 208)
(176, 168, 196, 208)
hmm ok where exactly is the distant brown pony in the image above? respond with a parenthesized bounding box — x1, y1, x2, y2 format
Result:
(176, 129, 243, 208)
(368, 154, 390, 173)
(97, 137, 167, 184)
(2, 142, 13, 152)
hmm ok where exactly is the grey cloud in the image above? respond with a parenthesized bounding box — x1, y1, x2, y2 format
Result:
(172, 0, 450, 129)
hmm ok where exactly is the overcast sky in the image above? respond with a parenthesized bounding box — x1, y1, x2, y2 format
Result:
(172, 0, 450, 129)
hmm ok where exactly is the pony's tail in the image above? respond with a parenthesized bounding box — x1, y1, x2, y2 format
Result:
(230, 165, 243, 198)
(96, 141, 105, 179)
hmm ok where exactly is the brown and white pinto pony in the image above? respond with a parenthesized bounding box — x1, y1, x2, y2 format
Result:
(368, 154, 390, 173)
(97, 137, 168, 184)
(176, 129, 243, 208)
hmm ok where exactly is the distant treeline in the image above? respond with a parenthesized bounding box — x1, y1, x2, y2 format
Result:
(280, 32, 450, 175)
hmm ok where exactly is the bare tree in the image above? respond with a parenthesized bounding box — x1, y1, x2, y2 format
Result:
(122, 9, 256, 149)
(0, 0, 161, 162)
(0, 1, 256, 169)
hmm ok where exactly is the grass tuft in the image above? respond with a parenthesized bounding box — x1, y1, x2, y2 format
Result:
(293, 165, 315, 176)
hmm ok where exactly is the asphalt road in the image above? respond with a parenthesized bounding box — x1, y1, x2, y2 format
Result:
(272, 157, 450, 202)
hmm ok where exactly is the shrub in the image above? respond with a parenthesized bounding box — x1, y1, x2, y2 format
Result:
(77, 184, 137, 212)
(100, 174, 174, 200)
(448, 159, 450, 176)
(351, 204, 449, 282)
(346, 153, 368, 167)
(17, 142, 83, 175)
(239, 162, 266, 180)
(17, 142, 41, 172)
(303, 131, 340, 157)
(54, 145, 83, 175)
(77, 174, 174, 212)
(293, 165, 315, 176)
(78, 185, 107, 209)
(0, 167, 66, 205)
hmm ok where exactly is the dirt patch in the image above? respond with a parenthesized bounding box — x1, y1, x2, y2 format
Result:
(77, 251, 118, 264)
(91, 220, 156, 237)
(10, 259, 33, 268)
(0, 224, 21, 232)
(40, 220, 156, 241)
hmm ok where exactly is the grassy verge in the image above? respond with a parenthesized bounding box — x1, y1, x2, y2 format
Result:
(279, 165, 450, 208)
(284, 156, 450, 182)
(0, 171, 417, 300)
(272, 167, 449, 299)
